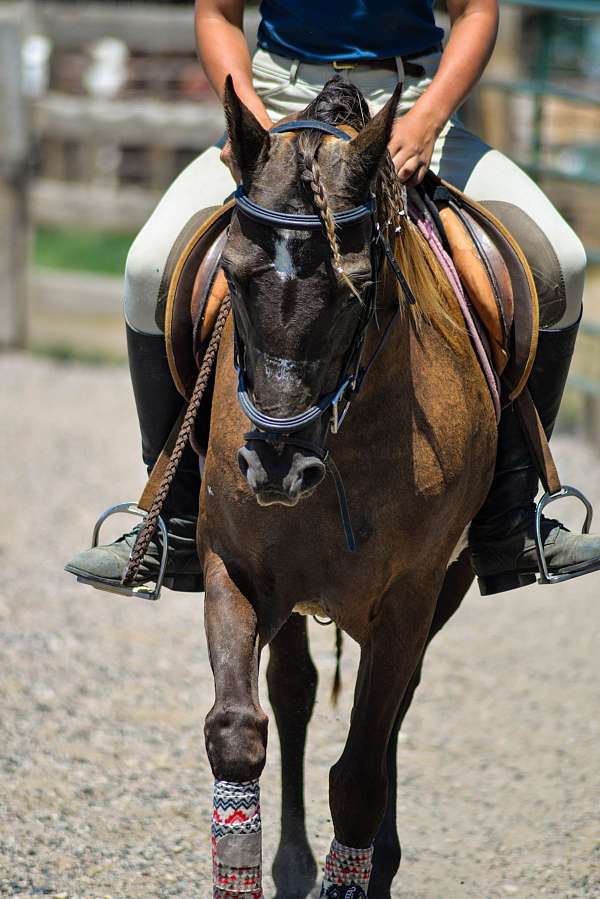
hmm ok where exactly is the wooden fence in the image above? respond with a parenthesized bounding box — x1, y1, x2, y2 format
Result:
(29, 2, 246, 232)
(9, 1, 257, 352)
(0, 4, 29, 348)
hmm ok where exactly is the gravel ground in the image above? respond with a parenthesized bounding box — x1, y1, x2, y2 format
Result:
(1, 353, 599, 899)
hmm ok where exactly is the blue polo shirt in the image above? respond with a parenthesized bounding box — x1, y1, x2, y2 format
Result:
(257, 1, 444, 62)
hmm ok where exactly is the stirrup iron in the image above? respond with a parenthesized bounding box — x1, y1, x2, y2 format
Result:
(535, 485, 593, 585)
(75, 502, 168, 601)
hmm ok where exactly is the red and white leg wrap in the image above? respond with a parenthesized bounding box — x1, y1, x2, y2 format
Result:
(212, 779, 262, 899)
(319, 839, 374, 898)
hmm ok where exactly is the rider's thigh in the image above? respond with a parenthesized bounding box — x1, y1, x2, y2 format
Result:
(433, 124, 586, 329)
(124, 146, 236, 336)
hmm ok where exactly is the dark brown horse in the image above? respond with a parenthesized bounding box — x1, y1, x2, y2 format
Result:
(199, 76, 497, 898)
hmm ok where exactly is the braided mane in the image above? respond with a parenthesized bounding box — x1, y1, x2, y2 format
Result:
(294, 78, 462, 344)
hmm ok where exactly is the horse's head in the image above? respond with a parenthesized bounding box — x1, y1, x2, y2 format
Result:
(222, 76, 402, 507)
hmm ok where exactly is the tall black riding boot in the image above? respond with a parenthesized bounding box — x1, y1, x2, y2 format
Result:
(470, 314, 600, 595)
(65, 327, 203, 592)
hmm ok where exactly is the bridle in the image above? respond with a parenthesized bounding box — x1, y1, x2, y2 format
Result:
(231, 119, 416, 549)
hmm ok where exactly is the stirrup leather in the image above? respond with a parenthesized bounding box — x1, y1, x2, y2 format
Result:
(75, 502, 168, 602)
(535, 485, 594, 585)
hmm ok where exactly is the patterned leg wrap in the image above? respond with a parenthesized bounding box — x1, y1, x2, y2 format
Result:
(212, 780, 262, 898)
(319, 839, 374, 899)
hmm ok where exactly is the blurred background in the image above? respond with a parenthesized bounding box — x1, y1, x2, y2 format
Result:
(1, 5, 599, 897)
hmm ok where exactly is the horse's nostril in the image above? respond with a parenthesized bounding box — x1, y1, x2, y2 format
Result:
(238, 445, 269, 493)
(299, 460, 326, 492)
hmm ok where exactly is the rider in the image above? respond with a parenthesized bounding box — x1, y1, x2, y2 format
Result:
(65, 0, 600, 595)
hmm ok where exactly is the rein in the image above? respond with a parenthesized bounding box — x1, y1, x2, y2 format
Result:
(233, 119, 416, 551)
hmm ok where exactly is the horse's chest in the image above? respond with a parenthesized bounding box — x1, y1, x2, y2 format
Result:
(202, 459, 461, 609)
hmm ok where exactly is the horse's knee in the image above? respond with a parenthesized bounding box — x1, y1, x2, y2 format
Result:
(205, 703, 269, 782)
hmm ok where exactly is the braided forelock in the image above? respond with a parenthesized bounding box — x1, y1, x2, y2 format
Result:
(297, 130, 361, 301)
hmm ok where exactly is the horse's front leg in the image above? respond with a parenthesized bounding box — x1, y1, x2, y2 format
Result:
(370, 550, 475, 897)
(267, 613, 318, 899)
(204, 552, 269, 899)
(321, 582, 437, 898)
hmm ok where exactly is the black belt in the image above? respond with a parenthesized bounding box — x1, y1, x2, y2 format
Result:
(330, 44, 441, 74)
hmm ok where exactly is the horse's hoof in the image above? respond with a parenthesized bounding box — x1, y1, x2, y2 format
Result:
(272, 840, 318, 899)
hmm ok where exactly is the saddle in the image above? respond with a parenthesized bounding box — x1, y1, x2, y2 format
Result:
(163, 179, 538, 414)
(162, 198, 236, 401)
(420, 172, 538, 407)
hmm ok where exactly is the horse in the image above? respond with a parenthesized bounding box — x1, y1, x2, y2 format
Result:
(198, 75, 497, 898)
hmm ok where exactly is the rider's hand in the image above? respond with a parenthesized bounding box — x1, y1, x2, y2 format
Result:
(388, 108, 443, 185)
(220, 138, 242, 184)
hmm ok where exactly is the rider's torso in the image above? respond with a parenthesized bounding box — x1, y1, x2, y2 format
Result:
(257, 0, 444, 62)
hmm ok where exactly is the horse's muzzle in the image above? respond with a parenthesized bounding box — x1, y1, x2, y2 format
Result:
(238, 441, 326, 506)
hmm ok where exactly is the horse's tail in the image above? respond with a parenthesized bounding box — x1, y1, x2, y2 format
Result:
(331, 626, 343, 705)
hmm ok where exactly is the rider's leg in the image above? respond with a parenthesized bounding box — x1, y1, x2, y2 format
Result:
(431, 125, 600, 589)
(64, 147, 236, 591)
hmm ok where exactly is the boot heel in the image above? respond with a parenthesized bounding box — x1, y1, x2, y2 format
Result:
(163, 573, 204, 593)
(477, 571, 537, 596)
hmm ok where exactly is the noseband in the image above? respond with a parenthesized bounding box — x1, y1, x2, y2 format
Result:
(232, 120, 416, 549)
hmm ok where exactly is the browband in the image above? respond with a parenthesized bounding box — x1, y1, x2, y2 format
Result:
(234, 186, 374, 230)
(269, 120, 354, 141)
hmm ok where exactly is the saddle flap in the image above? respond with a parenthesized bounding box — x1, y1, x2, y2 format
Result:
(430, 175, 539, 403)
(190, 227, 230, 367)
(164, 200, 234, 399)
(439, 204, 512, 376)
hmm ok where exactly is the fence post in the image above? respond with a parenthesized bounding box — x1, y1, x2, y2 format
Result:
(583, 393, 600, 447)
(0, 4, 29, 349)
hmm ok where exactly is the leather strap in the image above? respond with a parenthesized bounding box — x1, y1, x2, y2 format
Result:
(514, 387, 561, 496)
(270, 120, 353, 140)
(138, 405, 187, 512)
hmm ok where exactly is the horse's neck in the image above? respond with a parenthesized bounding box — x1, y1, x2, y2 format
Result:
(359, 289, 409, 398)
(353, 282, 475, 441)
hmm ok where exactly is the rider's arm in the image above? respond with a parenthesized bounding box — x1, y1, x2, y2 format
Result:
(389, 0, 499, 182)
(195, 0, 273, 130)
(415, 0, 499, 131)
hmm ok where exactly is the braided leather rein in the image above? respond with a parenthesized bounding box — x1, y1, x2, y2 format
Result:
(121, 297, 232, 587)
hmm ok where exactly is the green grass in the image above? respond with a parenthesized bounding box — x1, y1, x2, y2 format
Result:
(30, 342, 126, 366)
(34, 226, 136, 276)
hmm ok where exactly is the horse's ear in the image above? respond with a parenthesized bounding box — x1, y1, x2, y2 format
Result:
(347, 83, 402, 183)
(223, 75, 269, 183)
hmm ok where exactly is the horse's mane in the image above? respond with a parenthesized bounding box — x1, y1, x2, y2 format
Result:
(293, 78, 462, 347)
